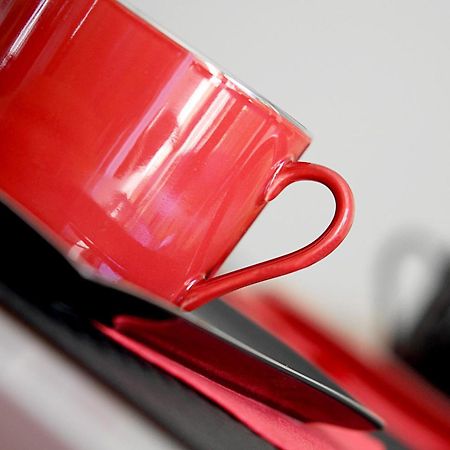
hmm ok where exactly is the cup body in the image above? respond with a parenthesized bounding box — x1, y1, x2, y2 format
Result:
(0, 0, 310, 304)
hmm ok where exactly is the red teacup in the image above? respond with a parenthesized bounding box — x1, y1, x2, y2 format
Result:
(0, 0, 354, 310)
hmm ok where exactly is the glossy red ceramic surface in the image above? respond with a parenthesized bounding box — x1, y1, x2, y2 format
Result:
(0, 0, 353, 309)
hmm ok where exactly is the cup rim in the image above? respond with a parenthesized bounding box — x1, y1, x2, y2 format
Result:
(118, 0, 311, 138)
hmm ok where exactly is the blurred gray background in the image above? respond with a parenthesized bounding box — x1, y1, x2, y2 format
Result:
(126, 0, 450, 349)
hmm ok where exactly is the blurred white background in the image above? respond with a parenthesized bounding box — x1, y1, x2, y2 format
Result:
(127, 0, 450, 348)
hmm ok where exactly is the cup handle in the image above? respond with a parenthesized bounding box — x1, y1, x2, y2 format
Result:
(178, 161, 355, 311)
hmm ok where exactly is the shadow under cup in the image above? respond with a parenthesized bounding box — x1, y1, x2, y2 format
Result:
(0, 0, 353, 310)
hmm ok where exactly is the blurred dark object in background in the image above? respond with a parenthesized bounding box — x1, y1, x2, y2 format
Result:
(393, 260, 450, 397)
(375, 230, 450, 397)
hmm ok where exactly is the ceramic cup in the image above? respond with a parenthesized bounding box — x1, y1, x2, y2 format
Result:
(0, 0, 354, 310)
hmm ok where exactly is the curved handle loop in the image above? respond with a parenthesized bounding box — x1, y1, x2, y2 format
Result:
(179, 161, 354, 311)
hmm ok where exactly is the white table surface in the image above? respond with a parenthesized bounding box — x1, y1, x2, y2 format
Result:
(0, 309, 184, 450)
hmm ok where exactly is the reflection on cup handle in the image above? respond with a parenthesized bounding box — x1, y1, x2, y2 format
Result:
(178, 161, 355, 311)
